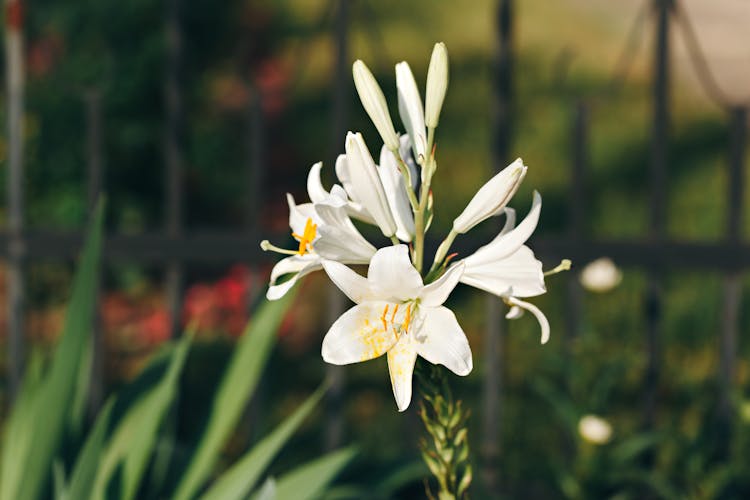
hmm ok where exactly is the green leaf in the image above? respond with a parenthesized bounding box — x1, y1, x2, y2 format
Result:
(9, 200, 105, 500)
(0, 352, 44, 500)
(254, 478, 277, 500)
(63, 399, 115, 500)
(173, 292, 296, 500)
(199, 384, 326, 500)
(268, 447, 357, 500)
(91, 335, 191, 500)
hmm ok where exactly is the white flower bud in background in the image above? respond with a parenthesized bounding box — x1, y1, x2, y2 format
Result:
(579, 257, 622, 293)
(352, 60, 400, 151)
(425, 42, 449, 128)
(741, 399, 750, 424)
(578, 414, 613, 445)
(396, 61, 426, 162)
(452, 158, 527, 234)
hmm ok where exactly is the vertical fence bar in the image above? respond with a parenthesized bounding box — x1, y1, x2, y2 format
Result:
(246, 88, 265, 306)
(5, 0, 25, 400)
(85, 88, 105, 413)
(482, 0, 514, 492)
(165, 0, 185, 338)
(565, 101, 587, 347)
(718, 106, 746, 456)
(324, 0, 349, 452)
(644, 0, 671, 443)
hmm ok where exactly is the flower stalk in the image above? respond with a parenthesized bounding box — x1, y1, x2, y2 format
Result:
(416, 361, 472, 499)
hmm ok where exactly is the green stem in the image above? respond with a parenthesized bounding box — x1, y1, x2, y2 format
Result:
(416, 361, 472, 499)
(390, 235, 400, 245)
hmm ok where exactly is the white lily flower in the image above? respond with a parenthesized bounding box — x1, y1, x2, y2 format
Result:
(457, 191, 549, 344)
(321, 245, 472, 411)
(264, 190, 376, 300)
(345, 132, 398, 238)
(352, 60, 400, 151)
(425, 42, 449, 128)
(396, 61, 426, 162)
(452, 158, 527, 234)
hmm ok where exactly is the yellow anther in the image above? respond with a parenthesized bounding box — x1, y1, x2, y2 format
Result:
(402, 304, 412, 333)
(390, 304, 399, 323)
(292, 218, 318, 255)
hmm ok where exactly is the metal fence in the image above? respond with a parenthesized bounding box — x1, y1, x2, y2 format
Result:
(2, 0, 747, 490)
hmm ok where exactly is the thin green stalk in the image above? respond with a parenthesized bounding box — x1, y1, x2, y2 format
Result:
(415, 361, 472, 499)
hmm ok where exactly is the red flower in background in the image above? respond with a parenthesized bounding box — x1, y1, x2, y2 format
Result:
(183, 265, 252, 338)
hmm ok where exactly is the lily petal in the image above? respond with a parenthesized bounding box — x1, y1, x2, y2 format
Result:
(267, 255, 321, 301)
(396, 61, 426, 162)
(452, 158, 527, 234)
(314, 225, 376, 263)
(322, 301, 401, 364)
(416, 306, 472, 376)
(345, 132, 398, 237)
(367, 245, 423, 301)
(387, 334, 418, 411)
(420, 262, 465, 307)
(506, 296, 550, 344)
(321, 260, 374, 304)
(500, 207, 516, 235)
(461, 246, 546, 298)
(463, 191, 542, 265)
(287, 194, 319, 237)
(306, 162, 329, 203)
(379, 146, 416, 242)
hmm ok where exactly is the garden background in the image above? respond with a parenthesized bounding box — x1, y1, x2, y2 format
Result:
(1, 0, 750, 498)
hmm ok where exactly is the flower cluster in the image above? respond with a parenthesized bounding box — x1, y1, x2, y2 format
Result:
(262, 43, 551, 411)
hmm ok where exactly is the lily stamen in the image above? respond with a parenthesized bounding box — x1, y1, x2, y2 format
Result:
(544, 259, 572, 277)
(260, 240, 299, 256)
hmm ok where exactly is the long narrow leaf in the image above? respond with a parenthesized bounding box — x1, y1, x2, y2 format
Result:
(268, 447, 357, 500)
(91, 335, 191, 500)
(200, 384, 326, 500)
(62, 399, 115, 500)
(173, 292, 295, 500)
(12, 200, 105, 500)
(0, 352, 44, 500)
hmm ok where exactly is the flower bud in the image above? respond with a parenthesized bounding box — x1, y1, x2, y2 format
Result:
(578, 415, 613, 445)
(453, 158, 527, 234)
(396, 61, 426, 161)
(425, 42, 449, 128)
(352, 60, 400, 150)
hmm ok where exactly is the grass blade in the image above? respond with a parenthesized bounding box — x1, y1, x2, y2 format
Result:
(269, 447, 357, 500)
(91, 335, 191, 500)
(173, 292, 295, 500)
(199, 384, 326, 500)
(10, 200, 105, 500)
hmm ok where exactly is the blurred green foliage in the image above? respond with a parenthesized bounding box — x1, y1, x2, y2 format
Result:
(3, 0, 750, 498)
(0, 205, 356, 499)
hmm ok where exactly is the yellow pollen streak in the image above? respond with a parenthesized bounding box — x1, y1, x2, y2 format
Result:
(380, 304, 389, 331)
